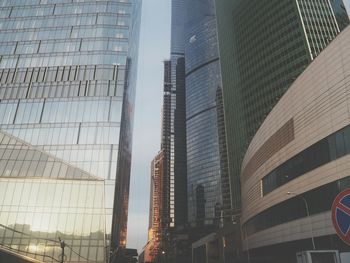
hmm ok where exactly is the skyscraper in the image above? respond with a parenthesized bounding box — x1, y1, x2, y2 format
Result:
(160, 60, 173, 236)
(170, 1, 188, 231)
(0, 0, 141, 262)
(164, 0, 188, 232)
(214, 0, 350, 214)
(144, 54, 191, 262)
(159, 55, 188, 262)
(145, 1, 232, 262)
(185, 0, 231, 227)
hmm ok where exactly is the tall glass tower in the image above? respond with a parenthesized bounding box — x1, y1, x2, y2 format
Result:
(168, 0, 188, 230)
(0, 0, 141, 262)
(185, 0, 230, 227)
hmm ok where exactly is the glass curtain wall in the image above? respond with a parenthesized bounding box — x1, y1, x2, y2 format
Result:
(185, 0, 230, 227)
(0, 0, 142, 262)
(0, 130, 106, 262)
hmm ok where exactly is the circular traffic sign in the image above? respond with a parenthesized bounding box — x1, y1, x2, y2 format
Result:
(332, 188, 350, 246)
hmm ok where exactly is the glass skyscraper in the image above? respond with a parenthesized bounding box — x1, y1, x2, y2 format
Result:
(185, 0, 230, 227)
(0, 0, 141, 262)
(149, 1, 232, 261)
(168, 0, 188, 230)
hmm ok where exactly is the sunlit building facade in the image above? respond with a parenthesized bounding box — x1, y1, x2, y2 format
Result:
(147, 151, 163, 262)
(0, 0, 141, 262)
(0, 130, 106, 262)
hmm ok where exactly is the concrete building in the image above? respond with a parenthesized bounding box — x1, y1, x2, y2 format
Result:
(241, 25, 350, 263)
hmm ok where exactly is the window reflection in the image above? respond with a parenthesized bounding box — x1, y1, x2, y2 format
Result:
(0, 175, 106, 262)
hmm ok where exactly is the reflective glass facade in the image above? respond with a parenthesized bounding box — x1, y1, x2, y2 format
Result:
(185, 0, 230, 226)
(0, 0, 141, 261)
(0, 130, 106, 262)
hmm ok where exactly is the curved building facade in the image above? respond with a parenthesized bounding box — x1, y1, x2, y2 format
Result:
(214, 0, 349, 215)
(185, 0, 230, 226)
(241, 26, 350, 261)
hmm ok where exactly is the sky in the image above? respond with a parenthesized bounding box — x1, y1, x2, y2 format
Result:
(127, 0, 171, 251)
(126, 0, 350, 252)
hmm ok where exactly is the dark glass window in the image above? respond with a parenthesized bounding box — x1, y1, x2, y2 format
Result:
(262, 125, 350, 195)
(246, 176, 350, 236)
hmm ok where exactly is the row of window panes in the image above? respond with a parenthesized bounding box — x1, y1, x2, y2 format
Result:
(0, 238, 106, 261)
(12, 38, 129, 55)
(0, 97, 122, 125)
(0, 51, 127, 69)
(2, 2, 131, 18)
(42, 143, 116, 157)
(41, 152, 117, 179)
(0, 207, 104, 226)
(245, 176, 350, 236)
(54, 2, 131, 16)
(0, 0, 130, 7)
(0, 65, 125, 84)
(0, 14, 94, 29)
(0, 81, 124, 100)
(64, 160, 115, 180)
(0, 0, 41, 6)
(0, 147, 95, 181)
(41, 147, 117, 179)
(262, 124, 350, 195)
(0, 26, 128, 42)
(10, 5, 53, 17)
(0, 180, 105, 211)
(0, 27, 71, 42)
(4, 123, 120, 146)
(40, 144, 117, 162)
(0, 14, 130, 31)
(0, 178, 104, 211)
(71, 26, 128, 39)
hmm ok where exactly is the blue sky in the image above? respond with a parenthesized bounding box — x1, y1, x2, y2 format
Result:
(127, 0, 350, 252)
(127, 0, 171, 251)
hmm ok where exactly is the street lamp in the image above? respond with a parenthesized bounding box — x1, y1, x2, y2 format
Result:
(287, 192, 316, 250)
